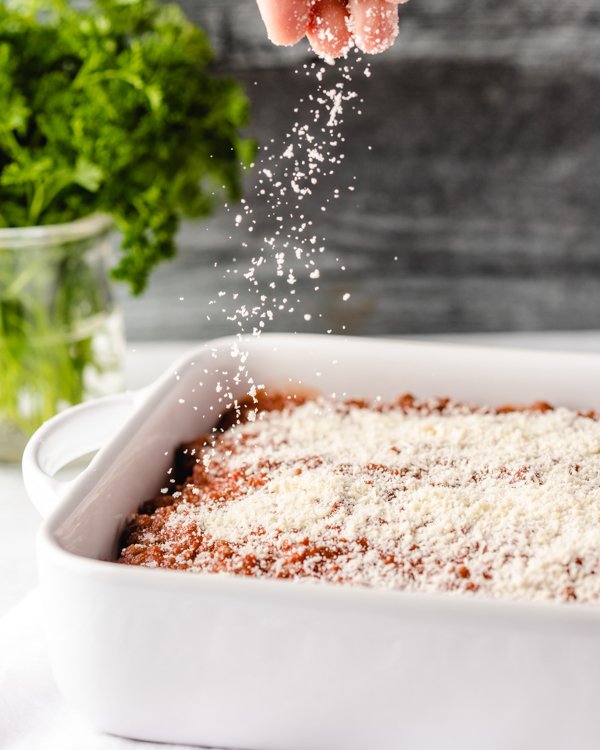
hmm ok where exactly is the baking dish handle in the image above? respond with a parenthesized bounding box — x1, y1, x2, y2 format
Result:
(22, 391, 142, 518)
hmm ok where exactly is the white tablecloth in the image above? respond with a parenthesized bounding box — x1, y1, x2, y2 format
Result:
(2, 333, 600, 748)
(0, 590, 193, 749)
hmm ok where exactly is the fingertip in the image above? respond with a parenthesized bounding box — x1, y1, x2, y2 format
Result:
(307, 0, 352, 60)
(307, 35, 352, 63)
(256, 0, 311, 46)
(348, 0, 399, 55)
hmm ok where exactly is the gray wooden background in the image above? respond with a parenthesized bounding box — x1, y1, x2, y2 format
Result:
(118, 0, 600, 340)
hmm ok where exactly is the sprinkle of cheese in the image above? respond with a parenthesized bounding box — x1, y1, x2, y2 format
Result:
(122, 397, 600, 604)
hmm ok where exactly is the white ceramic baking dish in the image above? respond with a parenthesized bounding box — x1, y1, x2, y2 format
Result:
(23, 334, 600, 750)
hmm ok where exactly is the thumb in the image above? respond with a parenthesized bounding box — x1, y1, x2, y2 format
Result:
(256, 0, 313, 46)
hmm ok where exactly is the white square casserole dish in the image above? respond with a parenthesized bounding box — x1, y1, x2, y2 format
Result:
(23, 334, 600, 750)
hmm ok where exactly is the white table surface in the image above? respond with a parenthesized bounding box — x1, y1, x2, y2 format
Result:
(2, 331, 600, 617)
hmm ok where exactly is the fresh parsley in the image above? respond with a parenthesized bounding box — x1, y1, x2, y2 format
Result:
(0, 0, 253, 293)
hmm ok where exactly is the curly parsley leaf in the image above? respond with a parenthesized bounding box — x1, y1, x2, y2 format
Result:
(0, 0, 253, 293)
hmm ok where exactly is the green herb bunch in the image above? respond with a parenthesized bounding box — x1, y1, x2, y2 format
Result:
(0, 0, 253, 456)
(0, 0, 253, 293)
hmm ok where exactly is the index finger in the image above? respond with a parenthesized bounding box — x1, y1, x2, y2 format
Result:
(256, 0, 313, 46)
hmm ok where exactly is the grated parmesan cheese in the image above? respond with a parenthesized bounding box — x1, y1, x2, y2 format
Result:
(119, 396, 600, 604)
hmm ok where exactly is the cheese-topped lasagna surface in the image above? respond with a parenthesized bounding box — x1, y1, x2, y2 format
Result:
(118, 393, 600, 604)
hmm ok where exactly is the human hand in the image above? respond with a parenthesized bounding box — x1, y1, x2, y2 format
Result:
(256, 0, 409, 59)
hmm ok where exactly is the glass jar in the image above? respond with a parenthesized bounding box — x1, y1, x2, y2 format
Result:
(0, 214, 125, 462)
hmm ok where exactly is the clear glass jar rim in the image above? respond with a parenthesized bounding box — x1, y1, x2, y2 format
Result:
(0, 213, 113, 248)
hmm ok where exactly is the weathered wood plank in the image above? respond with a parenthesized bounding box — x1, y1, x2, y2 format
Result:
(180, 0, 600, 72)
(119, 4, 600, 340)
